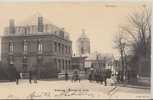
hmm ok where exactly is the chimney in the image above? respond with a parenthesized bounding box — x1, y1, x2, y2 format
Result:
(38, 16, 43, 32)
(9, 19, 15, 34)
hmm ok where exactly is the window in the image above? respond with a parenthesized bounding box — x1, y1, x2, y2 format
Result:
(69, 60, 71, 70)
(58, 59, 61, 70)
(23, 40, 28, 54)
(23, 56, 28, 72)
(65, 46, 67, 54)
(68, 47, 71, 54)
(23, 56, 28, 63)
(65, 60, 67, 71)
(9, 41, 14, 54)
(69, 47, 71, 54)
(62, 44, 64, 54)
(63, 60, 64, 70)
(38, 40, 43, 54)
(54, 42, 57, 52)
(58, 43, 60, 53)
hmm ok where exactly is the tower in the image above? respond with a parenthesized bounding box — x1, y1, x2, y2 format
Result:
(77, 29, 90, 56)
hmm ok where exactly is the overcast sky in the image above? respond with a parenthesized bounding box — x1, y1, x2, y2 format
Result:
(0, 1, 150, 58)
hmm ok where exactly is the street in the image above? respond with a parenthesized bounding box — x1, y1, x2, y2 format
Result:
(0, 79, 151, 99)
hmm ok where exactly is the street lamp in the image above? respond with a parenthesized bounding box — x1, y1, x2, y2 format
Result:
(121, 39, 126, 82)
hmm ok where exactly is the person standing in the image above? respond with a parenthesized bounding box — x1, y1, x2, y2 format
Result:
(104, 70, 107, 86)
(34, 72, 37, 84)
(111, 74, 117, 86)
(16, 72, 20, 85)
(29, 71, 32, 84)
(89, 73, 92, 82)
(65, 72, 68, 81)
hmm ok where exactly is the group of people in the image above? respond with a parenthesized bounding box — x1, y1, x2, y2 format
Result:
(14, 69, 124, 85)
(88, 69, 112, 86)
(64, 71, 81, 82)
(88, 69, 129, 86)
(116, 71, 124, 83)
(64, 69, 118, 85)
(15, 71, 37, 85)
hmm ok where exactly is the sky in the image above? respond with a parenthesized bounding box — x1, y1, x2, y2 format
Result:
(0, 1, 151, 58)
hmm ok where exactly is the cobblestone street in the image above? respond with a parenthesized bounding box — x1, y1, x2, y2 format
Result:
(0, 80, 150, 99)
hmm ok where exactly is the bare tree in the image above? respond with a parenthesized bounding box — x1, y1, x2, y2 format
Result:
(113, 31, 127, 81)
(115, 7, 151, 77)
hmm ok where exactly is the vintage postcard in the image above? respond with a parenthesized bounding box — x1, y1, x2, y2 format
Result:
(0, 0, 151, 99)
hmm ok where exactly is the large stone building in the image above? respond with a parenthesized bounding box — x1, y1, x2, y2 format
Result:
(1, 15, 72, 78)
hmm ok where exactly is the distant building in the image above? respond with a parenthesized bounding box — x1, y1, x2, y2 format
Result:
(71, 56, 86, 71)
(85, 52, 105, 70)
(76, 30, 90, 57)
(1, 15, 72, 78)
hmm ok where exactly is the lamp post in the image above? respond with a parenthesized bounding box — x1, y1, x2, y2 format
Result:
(120, 39, 126, 82)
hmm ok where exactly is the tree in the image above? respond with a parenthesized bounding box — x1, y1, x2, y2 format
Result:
(115, 7, 151, 77)
(113, 32, 127, 81)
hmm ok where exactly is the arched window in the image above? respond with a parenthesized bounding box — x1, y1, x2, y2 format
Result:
(37, 39, 43, 54)
(58, 43, 60, 53)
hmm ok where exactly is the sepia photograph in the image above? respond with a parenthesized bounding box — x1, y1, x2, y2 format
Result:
(0, 0, 151, 99)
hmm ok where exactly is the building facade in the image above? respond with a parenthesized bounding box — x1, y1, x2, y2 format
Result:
(76, 30, 90, 57)
(1, 16, 72, 78)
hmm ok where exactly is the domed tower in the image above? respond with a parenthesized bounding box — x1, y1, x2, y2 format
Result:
(77, 29, 90, 56)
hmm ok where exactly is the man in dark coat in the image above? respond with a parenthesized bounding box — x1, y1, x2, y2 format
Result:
(29, 71, 32, 84)
(16, 72, 20, 85)
(65, 72, 68, 81)
(103, 70, 107, 86)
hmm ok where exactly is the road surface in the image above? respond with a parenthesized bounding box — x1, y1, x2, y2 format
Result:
(0, 79, 150, 99)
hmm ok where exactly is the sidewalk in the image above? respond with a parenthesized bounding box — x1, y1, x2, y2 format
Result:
(116, 83, 150, 89)
(0, 80, 11, 82)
